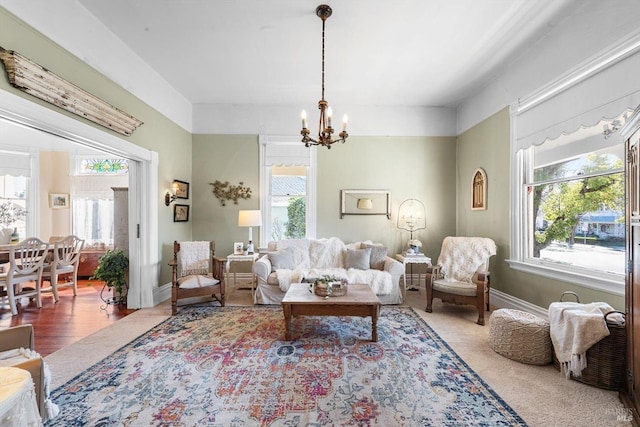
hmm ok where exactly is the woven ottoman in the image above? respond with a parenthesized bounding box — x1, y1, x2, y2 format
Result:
(489, 309, 553, 365)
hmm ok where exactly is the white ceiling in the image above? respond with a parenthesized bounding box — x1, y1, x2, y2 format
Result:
(72, 0, 574, 109)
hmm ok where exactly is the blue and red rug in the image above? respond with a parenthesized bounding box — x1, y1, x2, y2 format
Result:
(47, 306, 525, 426)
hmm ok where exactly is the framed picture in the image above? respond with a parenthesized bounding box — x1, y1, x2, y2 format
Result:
(173, 180, 189, 199)
(471, 168, 487, 210)
(233, 242, 244, 255)
(49, 193, 69, 209)
(173, 204, 190, 222)
(340, 189, 391, 219)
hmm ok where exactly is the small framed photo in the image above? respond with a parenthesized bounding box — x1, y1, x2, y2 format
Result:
(233, 242, 244, 255)
(49, 193, 69, 209)
(173, 180, 189, 199)
(173, 204, 190, 222)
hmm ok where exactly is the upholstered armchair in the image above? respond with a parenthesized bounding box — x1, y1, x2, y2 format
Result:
(425, 236, 496, 325)
(169, 241, 226, 315)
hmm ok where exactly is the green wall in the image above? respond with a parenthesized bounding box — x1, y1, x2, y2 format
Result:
(191, 134, 260, 257)
(456, 107, 625, 310)
(0, 7, 192, 286)
(191, 135, 457, 261)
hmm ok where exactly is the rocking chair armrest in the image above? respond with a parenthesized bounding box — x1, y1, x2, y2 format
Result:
(212, 256, 227, 281)
(473, 271, 490, 284)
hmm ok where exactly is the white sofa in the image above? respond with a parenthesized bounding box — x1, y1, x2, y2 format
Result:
(252, 237, 404, 305)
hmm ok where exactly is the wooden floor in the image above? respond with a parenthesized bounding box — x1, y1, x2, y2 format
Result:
(0, 280, 136, 357)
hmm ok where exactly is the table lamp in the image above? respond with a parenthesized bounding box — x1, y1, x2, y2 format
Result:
(397, 199, 426, 253)
(238, 210, 262, 254)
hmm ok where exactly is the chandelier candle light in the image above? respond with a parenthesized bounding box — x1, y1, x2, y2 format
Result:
(300, 4, 348, 149)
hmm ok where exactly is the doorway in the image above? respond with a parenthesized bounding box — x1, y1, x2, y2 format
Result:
(0, 89, 159, 309)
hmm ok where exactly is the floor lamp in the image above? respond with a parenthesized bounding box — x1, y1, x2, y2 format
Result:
(238, 210, 262, 254)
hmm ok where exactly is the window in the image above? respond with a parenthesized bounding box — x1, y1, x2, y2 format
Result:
(528, 136, 624, 275)
(71, 156, 128, 247)
(0, 175, 28, 237)
(510, 117, 627, 294)
(270, 166, 307, 240)
(508, 32, 640, 296)
(0, 148, 31, 238)
(259, 136, 316, 246)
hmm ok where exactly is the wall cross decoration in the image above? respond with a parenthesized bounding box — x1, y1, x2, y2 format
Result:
(210, 180, 252, 206)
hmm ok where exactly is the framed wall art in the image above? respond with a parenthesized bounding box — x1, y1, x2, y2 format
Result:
(173, 180, 189, 199)
(173, 204, 190, 222)
(340, 189, 391, 219)
(472, 168, 487, 210)
(233, 242, 244, 255)
(49, 193, 69, 209)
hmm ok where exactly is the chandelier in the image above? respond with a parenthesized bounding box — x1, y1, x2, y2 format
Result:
(300, 4, 348, 149)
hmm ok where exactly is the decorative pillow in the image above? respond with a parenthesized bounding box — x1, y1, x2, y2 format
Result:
(346, 248, 371, 270)
(177, 274, 220, 289)
(361, 243, 388, 270)
(268, 247, 296, 272)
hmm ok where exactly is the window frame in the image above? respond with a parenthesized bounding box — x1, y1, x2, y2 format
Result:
(508, 132, 625, 297)
(259, 135, 317, 247)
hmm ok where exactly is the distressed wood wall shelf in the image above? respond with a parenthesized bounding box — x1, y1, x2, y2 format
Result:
(0, 47, 143, 136)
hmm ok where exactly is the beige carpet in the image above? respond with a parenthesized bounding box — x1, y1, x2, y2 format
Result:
(46, 288, 629, 426)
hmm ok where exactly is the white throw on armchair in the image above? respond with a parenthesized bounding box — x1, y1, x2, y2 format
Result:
(425, 236, 496, 325)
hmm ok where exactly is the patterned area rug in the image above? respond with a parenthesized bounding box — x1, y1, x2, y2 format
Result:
(47, 306, 526, 426)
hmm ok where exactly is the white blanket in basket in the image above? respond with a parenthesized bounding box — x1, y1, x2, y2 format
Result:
(548, 302, 619, 378)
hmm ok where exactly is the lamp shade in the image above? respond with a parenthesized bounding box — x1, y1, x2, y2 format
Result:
(238, 210, 262, 227)
(357, 198, 373, 210)
(397, 199, 426, 232)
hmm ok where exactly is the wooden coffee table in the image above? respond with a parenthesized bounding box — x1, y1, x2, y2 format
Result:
(281, 283, 382, 341)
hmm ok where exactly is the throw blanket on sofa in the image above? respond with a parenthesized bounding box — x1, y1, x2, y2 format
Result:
(549, 302, 619, 378)
(276, 267, 393, 295)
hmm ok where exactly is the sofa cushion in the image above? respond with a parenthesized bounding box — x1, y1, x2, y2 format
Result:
(309, 237, 346, 269)
(268, 248, 296, 272)
(276, 239, 311, 269)
(361, 243, 388, 270)
(346, 248, 371, 270)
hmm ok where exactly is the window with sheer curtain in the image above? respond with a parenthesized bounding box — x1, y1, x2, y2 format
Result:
(71, 157, 128, 248)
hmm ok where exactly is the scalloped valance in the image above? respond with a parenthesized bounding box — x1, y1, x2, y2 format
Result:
(513, 31, 640, 152)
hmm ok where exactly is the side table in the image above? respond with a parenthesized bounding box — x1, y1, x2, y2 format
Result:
(225, 253, 259, 296)
(395, 254, 431, 298)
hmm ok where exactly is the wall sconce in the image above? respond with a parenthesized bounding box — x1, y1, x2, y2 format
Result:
(165, 181, 180, 206)
(357, 198, 373, 210)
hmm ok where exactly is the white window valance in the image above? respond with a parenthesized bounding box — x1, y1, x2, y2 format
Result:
(0, 149, 30, 177)
(513, 31, 640, 152)
(261, 136, 313, 167)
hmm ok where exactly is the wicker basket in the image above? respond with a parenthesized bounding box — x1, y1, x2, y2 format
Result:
(552, 292, 626, 390)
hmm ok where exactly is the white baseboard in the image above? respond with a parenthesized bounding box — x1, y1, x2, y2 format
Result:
(490, 289, 548, 319)
(154, 282, 172, 305)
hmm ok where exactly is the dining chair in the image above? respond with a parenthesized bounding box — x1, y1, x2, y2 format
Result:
(42, 235, 85, 302)
(0, 237, 50, 315)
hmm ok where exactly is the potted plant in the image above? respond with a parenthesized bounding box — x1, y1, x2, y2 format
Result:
(91, 249, 129, 306)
